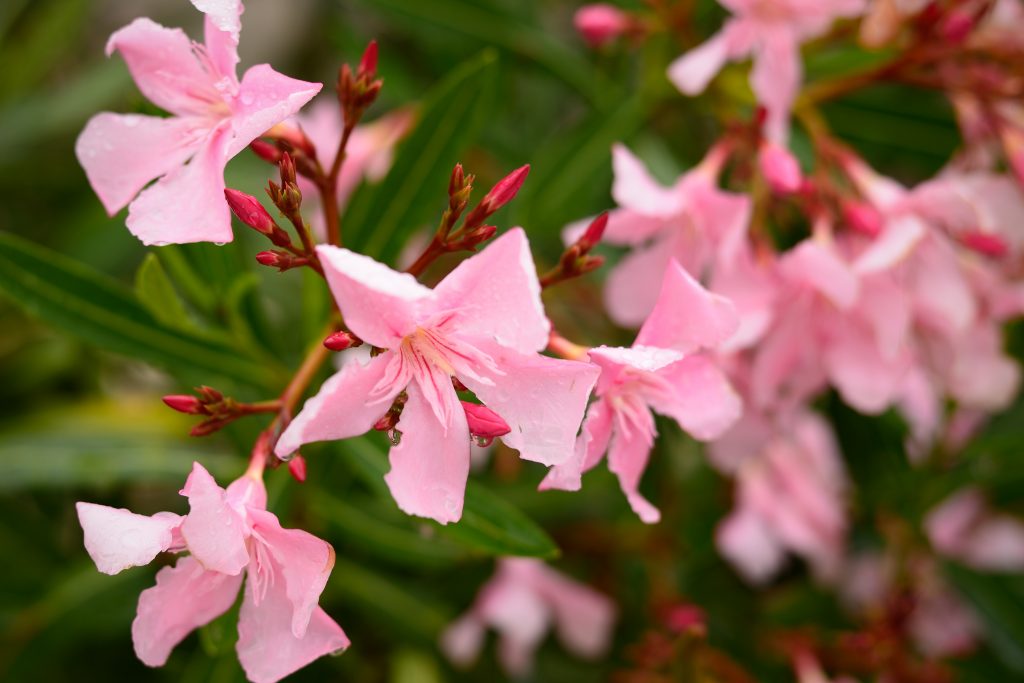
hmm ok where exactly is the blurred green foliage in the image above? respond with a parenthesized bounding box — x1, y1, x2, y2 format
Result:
(0, 1, 1022, 682)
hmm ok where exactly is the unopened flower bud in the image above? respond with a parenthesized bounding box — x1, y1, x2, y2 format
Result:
(190, 417, 230, 437)
(288, 454, 307, 483)
(225, 189, 277, 235)
(197, 386, 223, 403)
(461, 401, 511, 439)
(941, 9, 974, 43)
(842, 200, 883, 237)
(256, 250, 308, 272)
(961, 231, 1008, 258)
(250, 139, 283, 164)
(358, 40, 378, 79)
(574, 4, 630, 47)
(449, 163, 466, 198)
(759, 142, 802, 194)
(163, 394, 205, 415)
(464, 165, 529, 228)
(577, 212, 608, 252)
(279, 153, 297, 187)
(323, 330, 363, 351)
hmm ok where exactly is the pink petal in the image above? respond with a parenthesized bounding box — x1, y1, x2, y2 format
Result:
(599, 208, 674, 246)
(192, 0, 243, 42)
(132, 556, 243, 666)
(604, 237, 673, 328)
(106, 18, 223, 117)
(433, 228, 550, 354)
(635, 259, 739, 353)
(440, 614, 486, 667)
(686, 181, 752, 268)
(780, 239, 859, 309)
(478, 567, 550, 677)
(539, 398, 615, 491)
(611, 144, 684, 215)
(607, 427, 660, 523)
(716, 508, 786, 584)
(588, 345, 684, 377)
(853, 215, 926, 273)
(75, 113, 207, 216)
(179, 462, 250, 576)
(125, 124, 233, 245)
(236, 569, 349, 683)
(650, 355, 743, 441)
(383, 382, 470, 524)
(750, 27, 801, 145)
(538, 567, 616, 658)
(202, 15, 240, 84)
(668, 30, 730, 95)
(228, 64, 323, 157)
(315, 246, 431, 347)
(458, 337, 599, 467)
(249, 508, 336, 638)
(275, 352, 398, 457)
(824, 325, 906, 414)
(76, 502, 182, 575)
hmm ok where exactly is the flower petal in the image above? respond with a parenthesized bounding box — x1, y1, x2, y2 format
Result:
(650, 355, 742, 441)
(459, 337, 599, 467)
(537, 566, 616, 659)
(132, 556, 243, 666)
(611, 144, 684, 215)
(384, 382, 470, 524)
(716, 508, 786, 584)
(106, 18, 223, 117)
(607, 426, 660, 524)
(604, 237, 674, 328)
(228, 64, 323, 157)
(635, 259, 739, 353)
(433, 228, 550, 354)
(315, 246, 432, 347)
(440, 614, 486, 667)
(192, 0, 243, 43)
(236, 567, 350, 683)
(750, 27, 801, 145)
(249, 508, 336, 638)
(125, 124, 233, 245)
(276, 352, 398, 457)
(539, 399, 615, 492)
(779, 239, 859, 309)
(76, 502, 182, 575)
(75, 113, 207, 215)
(668, 29, 730, 95)
(179, 462, 250, 575)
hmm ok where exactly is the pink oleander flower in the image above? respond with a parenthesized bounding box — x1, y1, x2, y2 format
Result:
(275, 229, 599, 524)
(668, 0, 864, 145)
(540, 260, 742, 523)
(75, 462, 349, 683)
(575, 4, 632, 47)
(584, 142, 751, 328)
(925, 487, 1024, 572)
(440, 558, 616, 676)
(710, 410, 848, 583)
(75, 0, 321, 245)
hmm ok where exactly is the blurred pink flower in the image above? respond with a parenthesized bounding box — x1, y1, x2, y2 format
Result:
(926, 487, 1024, 572)
(76, 462, 348, 683)
(575, 4, 631, 47)
(540, 260, 742, 523)
(441, 559, 616, 676)
(275, 229, 599, 523)
(75, 0, 321, 245)
(668, 0, 865, 144)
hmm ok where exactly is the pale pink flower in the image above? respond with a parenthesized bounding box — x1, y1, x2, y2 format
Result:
(668, 0, 865, 144)
(76, 462, 348, 683)
(589, 143, 751, 327)
(925, 488, 1024, 572)
(540, 260, 742, 523)
(711, 411, 848, 583)
(75, 0, 321, 245)
(441, 559, 616, 676)
(275, 229, 599, 523)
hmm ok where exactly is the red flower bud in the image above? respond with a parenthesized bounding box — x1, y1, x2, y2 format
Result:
(225, 189, 277, 235)
(257, 251, 309, 272)
(279, 152, 297, 187)
(288, 455, 307, 483)
(577, 212, 608, 252)
(250, 139, 283, 164)
(574, 4, 630, 47)
(323, 330, 363, 351)
(842, 200, 883, 237)
(759, 142, 802, 195)
(461, 401, 511, 439)
(163, 394, 205, 415)
(480, 165, 529, 214)
(961, 231, 1008, 258)
(359, 40, 378, 79)
(941, 9, 974, 43)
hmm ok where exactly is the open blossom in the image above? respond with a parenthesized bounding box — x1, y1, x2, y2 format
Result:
(668, 0, 865, 144)
(275, 229, 599, 524)
(710, 410, 848, 583)
(588, 143, 751, 327)
(76, 462, 348, 683)
(925, 487, 1024, 572)
(541, 260, 742, 523)
(441, 559, 616, 676)
(75, 0, 321, 245)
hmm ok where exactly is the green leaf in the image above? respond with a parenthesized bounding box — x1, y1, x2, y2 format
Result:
(945, 562, 1024, 673)
(344, 50, 499, 265)
(0, 232, 285, 389)
(134, 253, 193, 331)
(339, 436, 559, 558)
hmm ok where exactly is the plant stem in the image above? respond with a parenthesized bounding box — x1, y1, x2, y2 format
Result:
(321, 123, 357, 247)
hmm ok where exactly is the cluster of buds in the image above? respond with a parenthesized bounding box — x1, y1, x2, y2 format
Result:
(338, 41, 382, 126)
(539, 212, 607, 289)
(163, 386, 280, 437)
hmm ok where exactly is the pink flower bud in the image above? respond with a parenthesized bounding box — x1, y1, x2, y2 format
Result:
(465, 165, 530, 228)
(759, 142, 802, 194)
(941, 9, 974, 43)
(461, 401, 511, 439)
(224, 189, 276, 235)
(841, 200, 883, 237)
(961, 231, 1008, 258)
(288, 455, 307, 483)
(250, 139, 282, 164)
(256, 251, 282, 267)
(577, 212, 608, 252)
(163, 394, 205, 415)
(323, 330, 363, 351)
(359, 40, 378, 78)
(574, 4, 630, 47)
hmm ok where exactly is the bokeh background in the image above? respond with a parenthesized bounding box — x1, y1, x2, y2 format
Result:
(1, 1, 1021, 681)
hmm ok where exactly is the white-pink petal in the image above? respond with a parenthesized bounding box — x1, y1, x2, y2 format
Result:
(76, 502, 182, 575)
(227, 65, 323, 157)
(179, 461, 250, 576)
